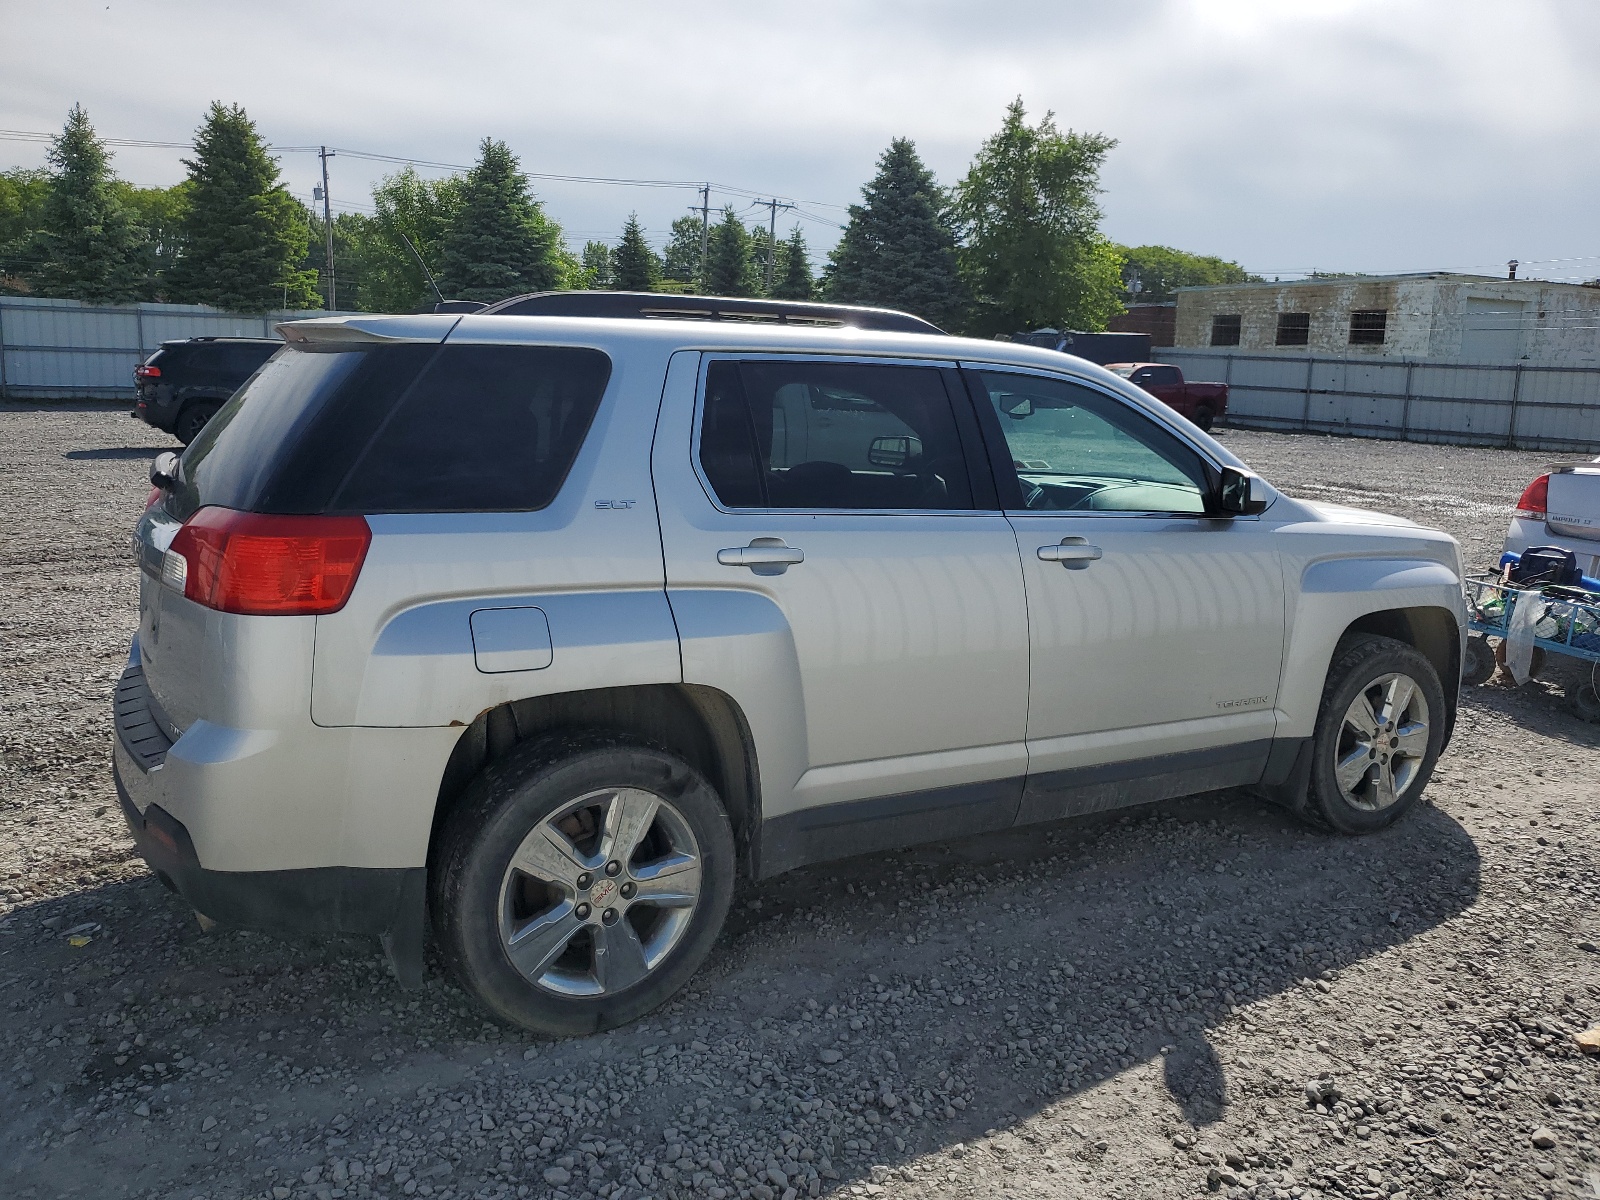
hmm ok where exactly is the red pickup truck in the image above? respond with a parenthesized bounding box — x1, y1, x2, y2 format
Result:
(1106, 362, 1228, 432)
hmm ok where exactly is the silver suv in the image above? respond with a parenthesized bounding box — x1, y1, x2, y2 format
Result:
(117, 297, 1467, 1035)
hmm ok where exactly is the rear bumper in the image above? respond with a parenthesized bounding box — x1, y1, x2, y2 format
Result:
(134, 385, 178, 432)
(112, 649, 438, 963)
(1504, 516, 1600, 579)
(113, 760, 422, 939)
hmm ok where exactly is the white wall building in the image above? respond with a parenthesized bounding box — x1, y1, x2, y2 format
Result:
(1174, 272, 1600, 366)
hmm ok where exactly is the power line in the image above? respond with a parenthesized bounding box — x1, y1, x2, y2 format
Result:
(0, 128, 853, 211)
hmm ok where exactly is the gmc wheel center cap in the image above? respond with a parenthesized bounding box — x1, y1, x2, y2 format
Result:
(588, 877, 619, 909)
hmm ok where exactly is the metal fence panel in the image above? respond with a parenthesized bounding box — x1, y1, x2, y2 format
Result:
(0, 297, 345, 399)
(1155, 348, 1599, 453)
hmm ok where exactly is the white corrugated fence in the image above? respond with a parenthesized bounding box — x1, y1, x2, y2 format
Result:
(1161, 348, 1600, 453)
(0, 296, 352, 400)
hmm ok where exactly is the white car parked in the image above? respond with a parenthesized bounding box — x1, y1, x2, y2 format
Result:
(1504, 457, 1600, 582)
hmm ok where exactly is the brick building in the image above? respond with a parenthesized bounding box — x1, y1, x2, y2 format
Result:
(1174, 272, 1600, 366)
(1108, 302, 1176, 347)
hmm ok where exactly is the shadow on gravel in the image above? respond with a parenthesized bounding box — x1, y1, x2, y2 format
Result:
(1462, 677, 1600, 747)
(735, 788, 1481, 1150)
(62, 447, 162, 461)
(1, 789, 1480, 1198)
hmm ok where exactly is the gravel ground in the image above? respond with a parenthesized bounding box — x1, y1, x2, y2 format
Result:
(2, 406, 1597, 1200)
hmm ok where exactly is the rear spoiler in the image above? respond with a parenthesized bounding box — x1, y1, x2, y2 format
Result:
(275, 315, 462, 345)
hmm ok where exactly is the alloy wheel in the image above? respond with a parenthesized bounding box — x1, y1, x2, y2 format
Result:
(497, 788, 703, 997)
(1333, 672, 1430, 811)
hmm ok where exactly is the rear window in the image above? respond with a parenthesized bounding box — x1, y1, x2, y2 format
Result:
(169, 343, 610, 519)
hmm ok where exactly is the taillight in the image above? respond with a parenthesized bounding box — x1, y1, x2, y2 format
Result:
(135, 364, 161, 379)
(1515, 474, 1549, 518)
(166, 507, 371, 615)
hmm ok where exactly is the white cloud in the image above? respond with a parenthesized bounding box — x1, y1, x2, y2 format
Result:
(3, 0, 1596, 278)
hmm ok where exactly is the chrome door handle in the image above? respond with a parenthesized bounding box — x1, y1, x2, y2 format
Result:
(717, 537, 805, 575)
(1037, 537, 1102, 568)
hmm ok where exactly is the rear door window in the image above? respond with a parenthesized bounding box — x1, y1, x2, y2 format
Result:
(331, 345, 610, 513)
(698, 359, 978, 510)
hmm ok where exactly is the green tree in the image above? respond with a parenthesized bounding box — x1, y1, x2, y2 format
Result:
(749, 223, 774, 294)
(28, 105, 150, 303)
(438, 138, 575, 303)
(770, 226, 815, 300)
(954, 98, 1123, 336)
(0, 168, 51, 290)
(612, 213, 660, 290)
(579, 240, 613, 290)
(167, 102, 317, 310)
(342, 167, 464, 313)
(661, 214, 703, 285)
(704, 206, 758, 297)
(304, 208, 375, 311)
(120, 181, 191, 299)
(825, 137, 964, 328)
(1116, 244, 1255, 302)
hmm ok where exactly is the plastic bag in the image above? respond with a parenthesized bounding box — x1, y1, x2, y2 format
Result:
(1505, 590, 1546, 684)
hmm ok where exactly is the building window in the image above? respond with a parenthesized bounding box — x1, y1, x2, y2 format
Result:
(1275, 313, 1310, 346)
(1210, 314, 1242, 346)
(1349, 310, 1387, 345)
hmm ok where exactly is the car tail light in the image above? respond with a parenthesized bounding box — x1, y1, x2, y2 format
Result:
(135, 364, 161, 379)
(166, 507, 371, 615)
(1514, 474, 1549, 519)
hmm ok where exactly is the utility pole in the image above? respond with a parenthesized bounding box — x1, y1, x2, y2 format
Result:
(697, 184, 710, 290)
(319, 146, 337, 310)
(761, 198, 795, 292)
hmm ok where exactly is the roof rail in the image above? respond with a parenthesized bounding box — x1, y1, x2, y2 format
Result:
(475, 290, 944, 335)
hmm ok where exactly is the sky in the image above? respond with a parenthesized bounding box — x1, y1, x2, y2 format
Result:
(3, 0, 1598, 281)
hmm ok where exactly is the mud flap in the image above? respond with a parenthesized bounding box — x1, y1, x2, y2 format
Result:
(381, 871, 428, 989)
(1255, 737, 1321, 827)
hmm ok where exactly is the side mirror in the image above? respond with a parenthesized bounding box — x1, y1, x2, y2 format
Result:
(867, 435, 922, 469)
(999, 394, 1033, 419)
(1218, 466, 1269, 516)
(150, 451, 180, 491)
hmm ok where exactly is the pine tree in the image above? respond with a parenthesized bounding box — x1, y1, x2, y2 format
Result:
(661, 214, 703, 285)
(438, 138, 572, 303)
(770, 226, 814, 300)
(611, 213, 660, 290)
(28, 105, 150, 303)
(579, 240, 613, 290)
(953, 98, 1123, 337)
(167, 102, 316, 310)
(704, 207, 758, 297)
(824, 137, 963, 329)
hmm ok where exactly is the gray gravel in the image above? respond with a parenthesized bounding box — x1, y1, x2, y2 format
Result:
(2, 405, 1597, 1200)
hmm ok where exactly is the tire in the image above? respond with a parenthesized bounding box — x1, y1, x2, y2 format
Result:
(1307, 635, 1447, 834)
(174, 401, 220, 445)
(1461, 634, 1495, 686)
(1193, 407, 1215, 433)
(430, 730, 736, 1035)
(1569, 682, 1600, 724)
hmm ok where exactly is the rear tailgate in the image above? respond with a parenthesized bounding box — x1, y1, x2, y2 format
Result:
(1545, 463, 1600, 541)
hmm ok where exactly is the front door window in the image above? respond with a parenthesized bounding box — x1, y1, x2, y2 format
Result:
(973, 371, 1209, 514)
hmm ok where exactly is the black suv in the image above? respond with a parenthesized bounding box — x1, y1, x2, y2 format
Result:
(134, 337, 281, 444)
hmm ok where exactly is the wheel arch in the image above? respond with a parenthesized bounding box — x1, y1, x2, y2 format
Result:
(428, 683, 762, 879)
(1338, 605, 1460, 746)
